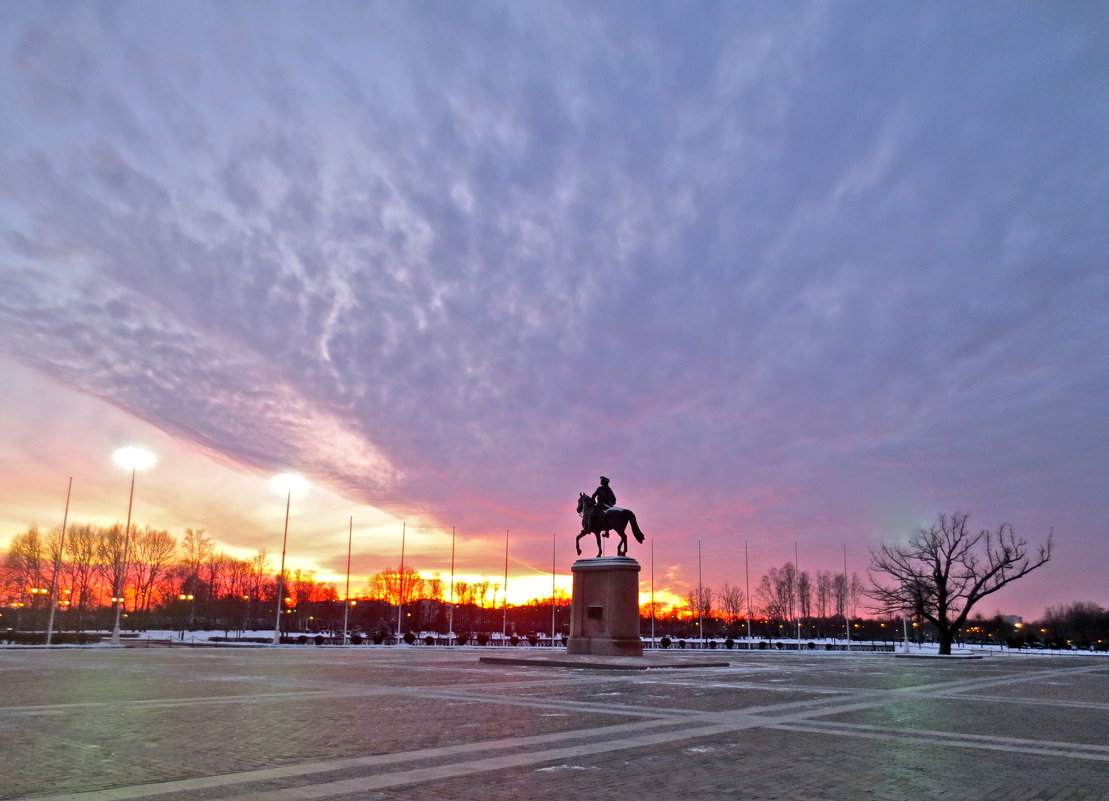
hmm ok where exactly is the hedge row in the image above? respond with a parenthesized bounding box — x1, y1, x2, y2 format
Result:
(0, 632, 103, 645)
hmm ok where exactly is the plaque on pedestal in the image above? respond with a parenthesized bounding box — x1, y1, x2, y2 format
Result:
(567, 556, 644, 657)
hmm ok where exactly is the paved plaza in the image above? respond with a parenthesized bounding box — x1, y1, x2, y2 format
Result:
(0, 646, 1106, 801)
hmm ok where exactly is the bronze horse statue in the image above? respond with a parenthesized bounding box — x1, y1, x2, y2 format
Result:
(575, 492, 646, 557)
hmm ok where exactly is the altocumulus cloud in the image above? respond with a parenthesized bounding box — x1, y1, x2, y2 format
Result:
(1, 1, 1107, 570)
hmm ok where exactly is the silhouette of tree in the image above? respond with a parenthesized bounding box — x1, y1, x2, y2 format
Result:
(869, 512, 1052, 654)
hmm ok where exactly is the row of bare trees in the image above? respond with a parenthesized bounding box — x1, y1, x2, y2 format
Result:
(673, 568, 864, 640)
(1, 524, 335, 632)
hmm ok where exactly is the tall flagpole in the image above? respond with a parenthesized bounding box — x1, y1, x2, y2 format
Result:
(342, 517, 353, 644)
(843, 543, 851, 652)
(650, 539, 656, 648)
(697, 539, 704, 647)
(744, 540, 752, 646)
(502, 530, 509, 638)
(45, 477, 73, 646)
(448, 527, 456, 643)
(795, 541, 801, 650)
(550, 532, 556, 647)
(396, 521, 406, 639)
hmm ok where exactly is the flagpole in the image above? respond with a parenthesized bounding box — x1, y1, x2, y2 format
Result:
(502, 530, 509, 638)
(795, 541, 801, 650)
(396, 521, 406, 639)
(843, 543, 851, 652)
(744, 540, 752, 647)
(698, 539, 704, 647)
(448, 527, 456, 644)
(550, 532, 556, 648)
(45, 477, 73, 646)
(342, 517, 353, 644)
(650, 539, 656, 649)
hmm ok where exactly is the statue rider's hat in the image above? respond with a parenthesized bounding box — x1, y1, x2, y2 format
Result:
(599, 476, 610, 483)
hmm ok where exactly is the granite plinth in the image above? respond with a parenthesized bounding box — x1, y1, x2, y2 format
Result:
(567, 556, 644, 657)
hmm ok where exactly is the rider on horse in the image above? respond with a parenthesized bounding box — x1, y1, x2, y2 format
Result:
(591, 476, 616, 533)
(575, 476, 645, 557)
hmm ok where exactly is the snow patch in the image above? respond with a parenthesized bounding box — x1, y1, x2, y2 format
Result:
(536, 765, 596, 772)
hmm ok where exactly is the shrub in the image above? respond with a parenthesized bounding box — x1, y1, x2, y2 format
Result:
(476, 633, 490, 646)
(659, 636, 671, 649)
(457, 632, 470, 646)
(403, 632, 416, 645)
(424, 635, 435, 646)
(0, 632, 103, 645)
(725, 638, 735, 649)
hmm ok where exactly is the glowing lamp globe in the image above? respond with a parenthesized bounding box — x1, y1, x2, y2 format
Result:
(113, 446, 156, 471)
(271, 473, 309, 496)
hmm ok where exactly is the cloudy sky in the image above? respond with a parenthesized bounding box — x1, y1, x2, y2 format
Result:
(2, 2, 1106, 616)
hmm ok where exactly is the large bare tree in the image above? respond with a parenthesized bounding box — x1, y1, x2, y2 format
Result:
(716, 582, 746, 624)
(869, 512, 1052, 654)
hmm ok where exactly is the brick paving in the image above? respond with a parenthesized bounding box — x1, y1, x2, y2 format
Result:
(0, 647, 1105, 801)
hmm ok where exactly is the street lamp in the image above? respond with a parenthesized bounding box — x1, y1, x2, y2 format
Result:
(178, 594, 194, 639)
(271, 473, 308, 646)
(110, 446, 155, 646)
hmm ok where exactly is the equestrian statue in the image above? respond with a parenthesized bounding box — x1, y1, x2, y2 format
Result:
(575, 475, 645, 558)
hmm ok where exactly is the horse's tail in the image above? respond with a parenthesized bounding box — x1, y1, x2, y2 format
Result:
(628, 510, 645, 543)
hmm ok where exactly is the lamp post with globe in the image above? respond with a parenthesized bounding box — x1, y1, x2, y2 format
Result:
(110, 447, 156, 646)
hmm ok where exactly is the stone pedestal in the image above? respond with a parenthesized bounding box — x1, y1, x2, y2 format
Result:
(567, 556, 643, 657)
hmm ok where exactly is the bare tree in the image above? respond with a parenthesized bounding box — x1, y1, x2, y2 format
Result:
(96, 524, 127, 609)
(182, 528, 214, 600)
(716, 582, 746, 624)
(758, 562, 799, 624)
(815, 571, 833, 620)
(796, 570, 813, 620)
(426, 573, 444, 603)
(683, 585, 714, 620)
(832, 572, 849, 619)
(368, 566, 425, 607)
(130, 527, 176, 624)
(869, 512, 1052, 654)
(4, 527, 51, 598)
(64, 524, 100, 617)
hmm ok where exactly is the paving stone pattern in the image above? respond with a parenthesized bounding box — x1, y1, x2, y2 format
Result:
(0, 648, 1105, 801)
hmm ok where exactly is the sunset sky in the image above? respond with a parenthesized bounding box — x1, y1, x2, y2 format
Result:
(2, 2, 1106, 617)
